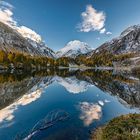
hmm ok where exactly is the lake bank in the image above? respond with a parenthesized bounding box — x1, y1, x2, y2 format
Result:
(90, 114, 140, 140)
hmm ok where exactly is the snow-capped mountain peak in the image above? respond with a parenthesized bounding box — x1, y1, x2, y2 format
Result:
(56, 40, 93, 58)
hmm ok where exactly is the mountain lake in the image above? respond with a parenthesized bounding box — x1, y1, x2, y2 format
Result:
(0, 69, 139, 140)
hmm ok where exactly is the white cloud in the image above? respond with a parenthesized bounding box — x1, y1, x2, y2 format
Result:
(104, 99, 110, 103)
(98, 100, 104, 106)
(0, 1, 16, 26)
(100, 28, 106, 34)
(106, 31, 112, 35)
(0, 1, 13, 9)
(77, 5, 106, 33)
(78, 102, 102, 126)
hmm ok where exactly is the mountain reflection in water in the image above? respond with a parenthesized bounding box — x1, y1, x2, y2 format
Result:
(0, 69, 139, 140)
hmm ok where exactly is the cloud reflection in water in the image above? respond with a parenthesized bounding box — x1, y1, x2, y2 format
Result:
(79, 102, 102, 126)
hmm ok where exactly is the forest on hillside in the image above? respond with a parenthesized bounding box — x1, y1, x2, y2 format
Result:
(0, 49, 137, 70)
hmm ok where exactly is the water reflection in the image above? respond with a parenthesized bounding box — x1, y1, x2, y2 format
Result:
(0, 84, 43, 129)
(0, 69, 139, 140)
(78, 102, 102, 126)
(22, 110, 69, 140)
(0, 69, 139, 109)
(0, 73, 54, 129)
(55, 76, 93, 94)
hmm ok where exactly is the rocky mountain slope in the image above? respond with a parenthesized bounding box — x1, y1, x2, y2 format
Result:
(56, 40, 93, 58)
(0, 21, 140, 66)
(0, 22, 55, 58)
(92, 25, 140, 56)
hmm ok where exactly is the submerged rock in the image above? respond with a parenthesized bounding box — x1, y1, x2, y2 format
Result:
(15, 110, 69, 140)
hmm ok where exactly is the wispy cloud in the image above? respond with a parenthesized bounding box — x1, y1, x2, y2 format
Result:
(77, 5, 106, 33)
(96, 37, 100, 40)
(106, 31, 112, 35)
(0, 1, 16, 26)
(0, 1, 13, 9)
(100, 28, 106, 34)
(0, 1, 42, 43)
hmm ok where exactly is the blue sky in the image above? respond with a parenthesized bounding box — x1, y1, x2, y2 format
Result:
(1, 0, 140, 51)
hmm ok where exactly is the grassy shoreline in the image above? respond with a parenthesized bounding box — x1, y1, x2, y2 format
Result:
(90, 114, 140, 140)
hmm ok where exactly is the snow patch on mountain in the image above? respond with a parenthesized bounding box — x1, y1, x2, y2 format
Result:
(17, 26, 42, 43)
(56, 40, 93, 58)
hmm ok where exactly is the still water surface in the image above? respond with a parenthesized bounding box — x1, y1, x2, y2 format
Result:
(0, 69, 139, 140)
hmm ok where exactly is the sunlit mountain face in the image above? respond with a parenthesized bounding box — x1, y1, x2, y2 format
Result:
(0, 69, 139, 140)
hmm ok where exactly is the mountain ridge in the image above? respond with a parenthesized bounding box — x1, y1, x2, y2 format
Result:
(0, 21, 140, 68)
(56, 40, 93, 58)
(0, 22, 55, 58)
(91, 24, 140, 55)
